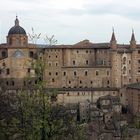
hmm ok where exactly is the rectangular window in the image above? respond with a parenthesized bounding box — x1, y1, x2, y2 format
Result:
(107, 71, 109, 76)
(73, 60, 75, 65)
(86, 60, 88, 65)
(63, 72, 66, 76)
(6, 69, 10, 75)
(28, 68, 30, 73)
(96, 71, 99, 76)
(2, 51, 6, 58)
(29, 51, 34, 58)
(85, 71, 88, 76)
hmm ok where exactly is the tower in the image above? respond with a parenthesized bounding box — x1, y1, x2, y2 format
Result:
(130, 30, 139, 83)
(110, 29, 121, 87)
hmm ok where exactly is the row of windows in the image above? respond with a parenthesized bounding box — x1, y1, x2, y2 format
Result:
(0, 68, 10, 75)
(67, 92, 88, 96)
(48, 70, 109, 76)
(48, 55, 58, 59)
(48, 62, 58, 67)
(72, 60, 89, 65)
(50, 77, 110, 86)
(46, 49, 60, 52)
(4, 80, 38, 86)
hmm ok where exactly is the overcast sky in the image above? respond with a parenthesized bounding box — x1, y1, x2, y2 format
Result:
(0, 0, 140, 44)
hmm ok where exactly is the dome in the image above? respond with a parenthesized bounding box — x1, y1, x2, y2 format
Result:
(8, 16, 26, 35)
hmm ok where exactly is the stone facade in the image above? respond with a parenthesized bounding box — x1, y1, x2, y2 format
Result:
(1, 17, 140, 104)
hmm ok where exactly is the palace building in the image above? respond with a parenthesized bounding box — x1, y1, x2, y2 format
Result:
(0, 17, 140, 104)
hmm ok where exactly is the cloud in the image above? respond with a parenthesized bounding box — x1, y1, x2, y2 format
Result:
(0, 0, 140, 44)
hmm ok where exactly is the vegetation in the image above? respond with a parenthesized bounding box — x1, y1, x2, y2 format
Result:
(0, 53, 87, 140)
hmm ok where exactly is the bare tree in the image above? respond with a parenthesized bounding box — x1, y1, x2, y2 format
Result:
(44, 35, 57, 46)
(28, 27, 41, 44)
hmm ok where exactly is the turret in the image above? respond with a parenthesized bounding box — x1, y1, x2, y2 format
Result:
(110, 28, 117, 49)
(130, 29, 136, 49)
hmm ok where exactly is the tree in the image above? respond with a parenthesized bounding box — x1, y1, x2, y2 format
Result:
(0, 49, 87, 140)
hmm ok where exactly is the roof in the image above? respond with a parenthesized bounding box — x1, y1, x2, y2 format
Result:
(8, 17, 26, 35)
(127, 82, 140, 90)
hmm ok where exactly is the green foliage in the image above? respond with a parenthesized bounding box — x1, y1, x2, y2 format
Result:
(120, 125, 128, 138)
(0, 90, 87, 140)
(0, 51, 87, 140)
(134, 118, 140, 129)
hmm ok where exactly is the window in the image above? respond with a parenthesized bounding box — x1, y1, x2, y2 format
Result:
(2, 62, 5, 67)
(6, 69, 10, 75)
(49, 72, 51, 76)
(138, 60, 140, 64)
(138, 50, 140, 54)
(11, 81, 14, 86)
(28, 81, 32, 85)
(85, 71, 88, 76)
(63, 72, 66, 76)
(56, 72, 58, 76)
(69, 81, 71, 84)
(123, 57, 126, 64)
(91, 81, 93, 84)
(49, 55, 51, 58)
(0, 69, 1, 74)
(122, 66, 126, 75)
(56, 55, 57, 58)
(28, 68, 30, 73)
(56, 62, 58, 66)
(86, 60, 88, 65)
(2, 51, 6, 58)
(35, 80, 38, 84)
(48, 62, 51, 66)
(96, 71, 99, 76)
(107, 71, 109, 76)
(80, 80, 82, 84)
(29, 51, 34, 58)
(24, 81, 26, 86)
(6, 81, 9, 86)
(77, 50, 79, 53)
(86, 50, 88, 53)
(52, 79, 55, 82)
(74, 71, 77, 76)
(73, 60, 75, 65)
(107, 80, 110, 84)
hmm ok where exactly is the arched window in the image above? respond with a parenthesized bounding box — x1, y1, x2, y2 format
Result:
(122, 57, 126, 65)
(122, 66, 126, 75)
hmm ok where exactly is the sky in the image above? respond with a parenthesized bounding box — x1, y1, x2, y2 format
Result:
(0, 0, 140, 45)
